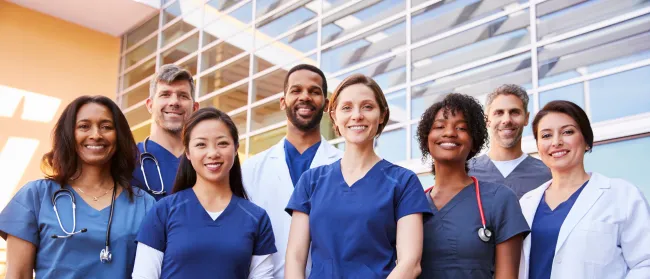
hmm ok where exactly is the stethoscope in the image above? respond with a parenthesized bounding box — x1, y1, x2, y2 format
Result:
(51, 183, 117, 263)
(139, 137, 166, 196)
(426, 176, 492, 243)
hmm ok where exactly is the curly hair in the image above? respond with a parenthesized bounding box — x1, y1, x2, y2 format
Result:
(416, 93, 489, 174)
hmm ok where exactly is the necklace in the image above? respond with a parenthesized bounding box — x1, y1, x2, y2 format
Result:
(76, 186, 114, 201)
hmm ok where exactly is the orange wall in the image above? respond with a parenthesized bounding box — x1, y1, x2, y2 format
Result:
(0, 2, 121, 274)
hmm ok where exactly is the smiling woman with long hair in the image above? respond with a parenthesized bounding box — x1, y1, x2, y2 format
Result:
(132, 107, 276, 279)
(0, 95, 155, 279)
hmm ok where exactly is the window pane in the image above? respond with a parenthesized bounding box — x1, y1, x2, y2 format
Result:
(230, 111, 248, 135)
(199, 83, 248, 113)
(162, 33, 199, 65)
(132, 122, 151, 143)
(539, 83, 584, 110)
(322, 17, 406, 74)
(125, 104, 150, 127)
(417, 173, 434, 189)
(322, 0, 406, 45)
(121, 83, 149, 108)
(254, 44, 317, 74)
(590, 66, 650, 123)
(376, 128, 406, 163)
(126, 15, 159, 48)
(537, 14, 650, 86)
(252, 67, 285, 101)
(203, 2, 253, 46)
(386, 89, 407, 125)
(536, 0, 650, 40)
(584, 136, 650, 199)
(239, 139, 248, 161)
(411, 52, 532, 119)
(125, 36, 157, 68)
(178, 55, 198, 77)
(254, 24, 318, 72)
(249, 126, 287, 156)
(162, 15, 199, 48)
(198, 55, 250, 97)
(251, 99, 284, 131)
(122, 58, 156, 89)
(201, 29, 249, 71)
(523, 94, 534, 137)
(412, 8, 530, 81)
(320, 114, 337, 141)
(329, 55, 406, 92)
(256, 1, 317, 40)
(411, 123, 422, 160)
(163, 0, 202, 25)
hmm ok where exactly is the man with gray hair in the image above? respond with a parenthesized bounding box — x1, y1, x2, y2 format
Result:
(132, 64, 198, 200)
(469, 84, 551, 199)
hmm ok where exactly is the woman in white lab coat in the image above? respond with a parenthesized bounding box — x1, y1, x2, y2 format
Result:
(519, 100, 650, 279)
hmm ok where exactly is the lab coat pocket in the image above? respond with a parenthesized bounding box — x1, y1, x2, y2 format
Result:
(579, 221, 617, 264)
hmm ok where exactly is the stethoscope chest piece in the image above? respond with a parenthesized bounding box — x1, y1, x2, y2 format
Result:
(478, 227, 492, 243)
(100, 246, 112, 263)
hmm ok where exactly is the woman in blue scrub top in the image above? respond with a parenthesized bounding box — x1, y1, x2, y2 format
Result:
(285, 74, 432, 279)
(133, 107, 277, 279)
(0, 95, 156, 279)
(415, 93, 530, 279)
(518, 101, 650, 279)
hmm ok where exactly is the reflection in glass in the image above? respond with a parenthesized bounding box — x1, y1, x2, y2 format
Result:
(121, 83, 150, 108)
(539, 83, 584, 109)
(254, 37, 318, 74)
(412, 9, 530, 81)
(204, 2, 253, 45)
(201, 30, 249, 71)
(537, 15, 650, 86)
(590, 66, 650, 123)
(125, 36, 158, 67)
(252, 68, 286, 101)
(163, 0, 202, 25)
(256, 2, 317, 40)
(125, 104, 151, 126)
(386, 90, 407, 125)
(198, 56, 250, 97)
(321, 18, 406, 74)
(199, 83, 248, 113)
(162, 33, 199, 65)
(329, 55, 406, 92)
(126, 15, 159, 48)
(411, 53, 532, 119)
(251, 100, 284, 131)
(249, 126, 287, 156)
(123, 58, 156, 89)
(162, 14, 200, 47)
(322, 0, 406, 46)
(230, 111, 248, 135)
(132, 122, 151, 143)
(536, 0, 650, 40)
(238, 139, 248, 162)
(584, 136, 650, 199)
(376, 128, 406, 163)
(178, 55, 198, 77)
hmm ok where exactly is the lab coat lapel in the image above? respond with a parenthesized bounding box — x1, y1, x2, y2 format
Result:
(554, 173, 609, 256)
(519, 182, 548, 278)
(310, 136, 339, 168)
(268, 138, 293, 188)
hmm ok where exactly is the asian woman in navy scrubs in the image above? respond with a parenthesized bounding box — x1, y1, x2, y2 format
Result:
(285, 74, 433, 279)
(133, 108, 277, 279)
(415, 93, 530, 278)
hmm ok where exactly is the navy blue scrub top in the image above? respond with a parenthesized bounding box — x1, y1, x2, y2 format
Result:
(284, 140, 320, 186)
(132, 139, 181, 200)
(420, 180, 530, 279)
(136, 189, 277, 279)
(286, 159, 433, 279)
(529, 180, 589, 279)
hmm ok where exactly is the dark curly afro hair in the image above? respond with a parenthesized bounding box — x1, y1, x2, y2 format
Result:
(416, 93, 489, 174)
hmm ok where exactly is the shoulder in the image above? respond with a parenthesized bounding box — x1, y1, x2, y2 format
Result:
(524, 156, 550, 171)
(236, 197, 270, 222)
(12, 179, 58, 202)
(379, 160, 418, 182)
(241, 148, 273, 170)
(131, 186, 156, 205)
(306, 161, 338, 179)
(596, 173, 644, 198)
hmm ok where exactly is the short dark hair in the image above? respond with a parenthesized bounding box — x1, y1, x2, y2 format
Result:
(416, 93, 489, 174)
(42, 95, 138, 201)
(150, 64, 195, 98)
(283, 64, 327, 96)
(532, 100, 594, 152)
(172, 107, 249, 200)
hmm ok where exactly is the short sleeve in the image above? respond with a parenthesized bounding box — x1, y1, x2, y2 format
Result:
(253, 212, 277, 256)
(136, 199, 169, 252)
(492, 185, 531, 243)
(396, 172, 434, 221)
(0, 181, 43, 246)
(284, 169, 313, 216)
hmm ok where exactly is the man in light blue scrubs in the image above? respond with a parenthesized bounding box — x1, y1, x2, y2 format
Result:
(131, 64, 198, 200)
(242, 64, 343, 278)
(469, 84, 551, 199)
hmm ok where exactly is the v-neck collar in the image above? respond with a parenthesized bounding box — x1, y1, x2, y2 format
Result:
(426, 182, 475, 220)
(483, 154, 530, 179)
(188, 188, 239, 226)
(539, 180, 589, 212)
(334, 159, 386, 189)
(68, 185, 124, 217)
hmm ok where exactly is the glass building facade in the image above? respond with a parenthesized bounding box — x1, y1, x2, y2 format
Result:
(117, 0, 650, 197)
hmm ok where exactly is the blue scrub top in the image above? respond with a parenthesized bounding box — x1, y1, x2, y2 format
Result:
(420, 180, 530, 279)
(529, 181, 588, 279)
(132, 139, 181, 200)
(469, 154, 552, 199)
(284, 139, 321, 186)
(136, 188, 277, 279)
(0, 179, 155, 279)
(286, 159, 433, 279)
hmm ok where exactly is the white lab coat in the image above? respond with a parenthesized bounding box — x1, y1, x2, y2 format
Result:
(518, 172, 650, 279)
(241, 136, 343, 279)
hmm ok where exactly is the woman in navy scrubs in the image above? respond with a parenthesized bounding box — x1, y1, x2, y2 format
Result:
(285, 74, 432, 279)
(416, 93, 529, 278)
(133, 107, 277, 279)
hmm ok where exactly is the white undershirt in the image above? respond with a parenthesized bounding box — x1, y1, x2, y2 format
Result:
(491, 153, 528, 178)
(132, 210, 274, 279)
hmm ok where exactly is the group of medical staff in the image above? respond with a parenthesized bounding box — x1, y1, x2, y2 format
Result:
(0, 63, 648, 279)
